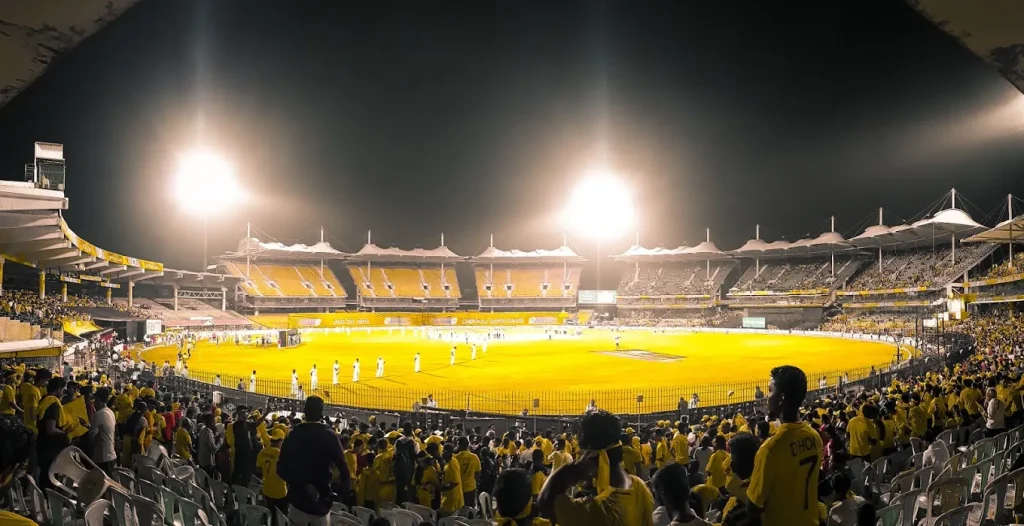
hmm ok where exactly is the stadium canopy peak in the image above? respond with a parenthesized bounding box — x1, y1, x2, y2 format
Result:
(111, 268, 242, 289)
(349, 243, 462, 263)
(849, 207, 986, 250)
(964, 215, 1024, 244)
(472, 245, 585, 264)
(218, 237, 349, 261)
(612, 242, 732, 261)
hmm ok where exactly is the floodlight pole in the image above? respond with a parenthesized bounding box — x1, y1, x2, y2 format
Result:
(1009, 194, 1014, 268)
(596, 240, 602, 291)
(202, 212, 208, 272)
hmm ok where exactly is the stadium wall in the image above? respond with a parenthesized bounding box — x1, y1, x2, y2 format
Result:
(740, 306, 824, 330)
(286, 311, 570, 328)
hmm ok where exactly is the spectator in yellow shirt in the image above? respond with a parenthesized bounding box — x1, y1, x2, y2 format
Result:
(454, 437, 481, 507)
(537, 410, 654, 526)
(174, 419, 193, 460)
(257, 429, 288, 518)
(706, 435, 729, 490)
(547, 439, 573, 472)
(654, 429, 671, 469)
(671, 422, 690, 466)
(0, 372, 21, 416)
(440, 444, 464, 515)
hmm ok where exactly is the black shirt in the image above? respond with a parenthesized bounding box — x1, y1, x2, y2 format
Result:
(277, 421, 348, 516)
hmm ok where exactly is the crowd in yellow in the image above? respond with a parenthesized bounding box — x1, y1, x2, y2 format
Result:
(0, 305, 1020, 525)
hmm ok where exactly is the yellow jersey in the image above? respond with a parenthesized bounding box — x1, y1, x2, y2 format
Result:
(961, 387, 983, 416)
(706, 450, 729, 488)
(417, 463, 440, 507)
(747, 422, 823, 526)
(20, 383, 40, 432)
(655, 439, 671, 469)
(671, 432, 689, 465)
(174, 427, 192, 460)
(846, 416, 876, 457)
(621, 445, 642, 476)
(552, 474, 654, 526)
(0, 384, 16, 415)
(453, 450, 481, 493)
(531, 470, 547, 496)
(548, 450, 572, 472)
(257, 446, 287, 499)
(440, 457, 464, 513)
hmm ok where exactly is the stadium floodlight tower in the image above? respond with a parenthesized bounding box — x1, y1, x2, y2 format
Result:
(562, 168, 636, 290)
(174, 150, 244, 271)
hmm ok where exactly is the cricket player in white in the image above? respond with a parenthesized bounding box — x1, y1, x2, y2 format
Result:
(332, 360, 340, 385)
(482, 340, 487, 353)
(249, 371, 257, 392)
(450, 346, 456, 365)
(376, 356, 385, 378)
(309, 365, 318, 391)
(471, 344, 477, 360)
(414, 352, 421, 373)
(352, 359, 360, 382)
(291, 369, 299, 396)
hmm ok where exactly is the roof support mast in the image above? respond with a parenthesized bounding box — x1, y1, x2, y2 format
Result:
(562, 233, 567, 283)
(633, 231, 639, 281)
(246, 221, 251, 279)
(366, 230, 372, 295)
(755, 224, 760, 277)
(489, 233, 494, 284)
(320, 225, 325, 276)
(830, 216, 835, 277)
(706, 228, 711, 280)
(878, 208, 883, 274)
(441, 232, 446, 288)
(1010, 194, 1015, 268)
(951, 188, 957, 265)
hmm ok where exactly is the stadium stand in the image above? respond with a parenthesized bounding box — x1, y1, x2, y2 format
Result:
(217, 237, 349, 310)
(846, 243, 994, 290)
(730, 256, 865, 292)
(618, 260, 737, 297)
(348, 243, 462, 308)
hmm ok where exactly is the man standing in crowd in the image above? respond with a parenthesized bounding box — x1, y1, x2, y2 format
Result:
(197, 412, 219, 478)
(278, 396, 350, 526)
(732, 365, 822, 526)
(37, 377, 70, 491)
(454, 436, 481, 508)
(258, 429, 289, 519)
(89, 387, 117, 474)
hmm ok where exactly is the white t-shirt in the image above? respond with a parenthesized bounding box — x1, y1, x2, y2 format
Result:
(986, 398, 1006, 430)
(90, 407, 117, 463)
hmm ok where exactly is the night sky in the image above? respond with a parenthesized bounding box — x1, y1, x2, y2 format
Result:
(0, 0, 1022, 286)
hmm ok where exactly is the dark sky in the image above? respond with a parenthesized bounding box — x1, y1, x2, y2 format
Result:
(1, 0, 1022, 281)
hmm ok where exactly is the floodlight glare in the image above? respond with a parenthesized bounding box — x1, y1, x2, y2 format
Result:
(562, 170, 636, 240)
(174, 150, 243, 214)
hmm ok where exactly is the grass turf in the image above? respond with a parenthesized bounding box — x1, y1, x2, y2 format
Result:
(142, 328, 899, 415)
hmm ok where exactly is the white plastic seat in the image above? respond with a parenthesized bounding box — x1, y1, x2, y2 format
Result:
(889, 488, 923, 526)
(46, 488, 80, 526)
(176, 496, 205, 526)
(331, 502, 350, 515)
(392, 509, 423, 526)
(239, 503, 271, 526)
(332, 509, 361, 525)
(875, 504, 900, 526)
(24, 476, 49, 525)
(352, 505, 377, 526)
(437, 518, 471, 526)
(477, 491, 494, 520)
(84, 498, 117, 526)
(932, 503, 981, 526)
(404, 502, 437, 523)
(921, 476, 970, 525)
(49, 445, 102, 498)
(160, 485, 180, 525)
(130, 494, 164, 526)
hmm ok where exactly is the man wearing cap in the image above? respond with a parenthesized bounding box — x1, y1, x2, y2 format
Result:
(258, 428, 289, 520)
(278, 396, 350, 526)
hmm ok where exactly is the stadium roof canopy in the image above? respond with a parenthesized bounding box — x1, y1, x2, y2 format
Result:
(612, 241, 732, 261)
(963, 215, 1024, 244)
(108, 268, 242, 289)
(0, 1, 139, 110)
(349, 243, 461, 263)
(849, 208, 987, 249)
(218, 237, 349, 261)
(472, 246, 586, 264)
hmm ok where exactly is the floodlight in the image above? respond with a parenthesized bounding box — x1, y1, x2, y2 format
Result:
(562, 169, 636, 240)
(174, 150, 243, 214)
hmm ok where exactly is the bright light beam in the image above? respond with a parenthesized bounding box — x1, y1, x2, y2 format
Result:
(561, 169, 636, 240)
(174, 150, 244, 214)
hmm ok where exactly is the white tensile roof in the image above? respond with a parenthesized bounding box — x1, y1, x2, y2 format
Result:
(850, 208, 987, 249)
(222, 237, 349, 260)
(351, 243, 462, 261)
(474, 245, 585, 263)
(613, 242, 730, 261)
(964, 215, 1024, 244)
